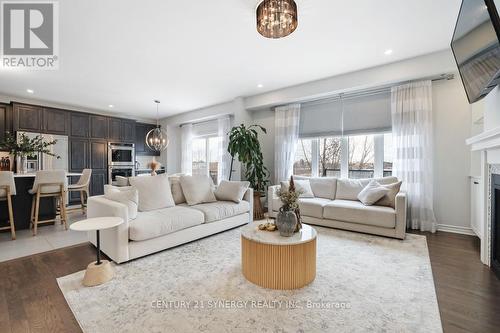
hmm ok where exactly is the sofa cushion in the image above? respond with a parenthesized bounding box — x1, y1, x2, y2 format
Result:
(323, 200, 396, 228)
(281, 180, 314, 198)
(169, 176, 186, 205)
(129, 206, 204, 241)
(298, 198, 332, 219)
(375, 181, 403, 208)
(104, 188, 139, 220)
(214, 180, 250, 203)
(357, 180, 389, 206)
(180, 175, 217, 206)
(336, 176, 398, 201)
(294, 176, 337, 200)
(190, 200, 250, 223)
(129, 174, 175, 212)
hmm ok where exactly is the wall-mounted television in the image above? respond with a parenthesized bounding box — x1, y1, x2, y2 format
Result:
(452, 0, 500, 103)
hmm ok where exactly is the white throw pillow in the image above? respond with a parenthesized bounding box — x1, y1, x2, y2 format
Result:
(280, 179, 314, 198)
(336, 176, 399, 201)
(104, 188, 139, 219)
(294, 176, 337, 199)
(103, 185, 134, 195)
(375, 181, 403, 208)
(129, 174, 175, 212)
(214, 180, 250, 203)
(180, 175, 217, 206)
(169, 176, 186, 204)
(357, 180, 390, 206)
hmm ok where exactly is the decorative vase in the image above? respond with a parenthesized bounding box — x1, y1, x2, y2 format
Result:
(151, 170, 157, 176)
(276, 210, 298, 237)
(16, 154, 27, 174)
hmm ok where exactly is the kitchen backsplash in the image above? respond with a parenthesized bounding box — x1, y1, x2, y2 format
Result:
(136, 155, 160, 170)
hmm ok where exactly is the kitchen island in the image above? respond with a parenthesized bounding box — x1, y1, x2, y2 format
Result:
(0, 173, 82, 231)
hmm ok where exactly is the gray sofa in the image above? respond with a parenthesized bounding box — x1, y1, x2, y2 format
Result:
(268, 176, 406, 239)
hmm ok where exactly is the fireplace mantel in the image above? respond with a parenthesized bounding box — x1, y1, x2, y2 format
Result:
(467, 126, 500, 152)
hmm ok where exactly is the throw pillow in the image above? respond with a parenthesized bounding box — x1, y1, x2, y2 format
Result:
(294, 176, 337, 199)
(280, 179, 314, 198)
(129, 174, 175, 211)
(104, 188, 139, 219)
(214, 180, 250, 203)
(375, 181, 403, 208)
(169, 176, 186, 204)
(180, 175, 217, 206)
(103, 185, 134, 195)
(357, 180, 390, 206)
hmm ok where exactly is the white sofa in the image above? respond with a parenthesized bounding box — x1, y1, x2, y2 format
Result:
(87, 185, 253, 264)
(268, 176, 406, 239)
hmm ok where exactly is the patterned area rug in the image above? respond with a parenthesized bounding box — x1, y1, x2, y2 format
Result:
(57, 225, 442, 333)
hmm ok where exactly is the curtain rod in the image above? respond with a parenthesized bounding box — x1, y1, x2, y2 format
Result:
(179, 114, 232, 128)
(289, 73, 455, 108)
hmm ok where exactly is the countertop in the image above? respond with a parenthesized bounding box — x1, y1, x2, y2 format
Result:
(13, 172, 82, 178)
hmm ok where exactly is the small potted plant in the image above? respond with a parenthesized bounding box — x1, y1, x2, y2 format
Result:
(0, 132, 60, 173)
(275, 176, 303, 237)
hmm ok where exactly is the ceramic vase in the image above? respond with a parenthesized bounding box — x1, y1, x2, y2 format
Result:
(276, 210, 298, 237)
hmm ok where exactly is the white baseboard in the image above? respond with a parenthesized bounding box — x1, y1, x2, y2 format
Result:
(437, 224, 477, 236)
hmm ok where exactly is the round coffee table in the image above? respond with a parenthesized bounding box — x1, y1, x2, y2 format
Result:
(241, 223, 317, 290)
(70, 217, 123, 287)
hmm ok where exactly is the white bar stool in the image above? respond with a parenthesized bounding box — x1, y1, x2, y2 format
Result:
(68, 169, 92, 214)
(29, 170, 68, 236)
(0, 171, 16, 240)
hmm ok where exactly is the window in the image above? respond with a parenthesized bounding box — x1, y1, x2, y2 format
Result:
(293, 132, 391, 179)
(318, 137, 342, 177)
(348, 135, 374, 179)
(293, 139, 313, 176)
(192, 136, 220, 184)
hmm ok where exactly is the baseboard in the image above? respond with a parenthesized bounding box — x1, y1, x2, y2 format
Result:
(437, 224, 477, 236)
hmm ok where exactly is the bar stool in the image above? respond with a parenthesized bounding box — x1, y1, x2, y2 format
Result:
(0, 171, 16, 240)
(29, 170, 68, 236)
(68, 169, 92, 214)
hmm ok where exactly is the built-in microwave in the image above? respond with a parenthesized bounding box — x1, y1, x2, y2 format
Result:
(108, 143, 135, 166)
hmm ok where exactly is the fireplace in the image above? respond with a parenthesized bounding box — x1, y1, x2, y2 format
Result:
(490, 174, 500, 278)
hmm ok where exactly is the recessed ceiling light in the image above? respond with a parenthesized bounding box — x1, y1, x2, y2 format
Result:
(257, 84, 264, 88)
(384, 49, 393, 55)
(26, 89, 34, 94)
(108, 104, 114, 108)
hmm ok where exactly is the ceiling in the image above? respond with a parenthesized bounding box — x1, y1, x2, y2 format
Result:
(0, 0, 462, 119)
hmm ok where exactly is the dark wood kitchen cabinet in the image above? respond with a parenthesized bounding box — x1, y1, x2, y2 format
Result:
(90, 140, 107, 170)
(69, 138, 89, 171)
(121, 120, 136, 143)
(135, 122, 160, 156)
(13, 103, 42, 132)
(90, 115, 108, 139)
(90, 170, 107, 196)
(70, 113, 90, 138)
(42, 108, 69, 135)
(108, 118, 121, 141)
(0, 103, 12, 144)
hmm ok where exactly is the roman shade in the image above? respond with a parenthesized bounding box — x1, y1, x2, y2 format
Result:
(299, 91, 391, 137)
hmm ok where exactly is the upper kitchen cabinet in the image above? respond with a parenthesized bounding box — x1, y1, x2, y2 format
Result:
(90, 115, 108, 139)
(108, 118, 121, 141)
(70, 113, 90, 138)
(135, 122, 160, 156)
(13, 103, 42, 132)
(42, 108, 69, 135)
(121, 120, 136, 143)
(0, 104, 12, 144)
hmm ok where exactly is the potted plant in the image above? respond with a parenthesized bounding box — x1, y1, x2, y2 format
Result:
(0, 132, 60, 173)
(227, 124, 270, 219)
(275, 176, 303, 236)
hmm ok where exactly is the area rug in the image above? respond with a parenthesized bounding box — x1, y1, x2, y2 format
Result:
(57, 226, 442, 333)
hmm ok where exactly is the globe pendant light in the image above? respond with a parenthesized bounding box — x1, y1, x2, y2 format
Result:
(146, 100, 169, 152)
(257, 0, 298, 39)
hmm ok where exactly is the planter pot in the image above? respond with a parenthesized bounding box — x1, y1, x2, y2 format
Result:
(16, 155, 27, 174)
(253, 192, 264, 220)
(276, 210, 298, 237)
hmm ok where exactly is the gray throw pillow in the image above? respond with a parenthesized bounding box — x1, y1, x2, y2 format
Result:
(214, 180, 250, 203)
(375, 181, 403, 208)
(357, 180, 390, 206)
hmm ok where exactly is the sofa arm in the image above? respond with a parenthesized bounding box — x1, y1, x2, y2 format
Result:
(395, 192, 407, 239)
(267, 185, 281, 218)
(87, 196, 130, 263)
(243, 188, 254, 223)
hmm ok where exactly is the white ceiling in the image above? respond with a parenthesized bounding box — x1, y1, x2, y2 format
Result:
(0, 0, 462, 119)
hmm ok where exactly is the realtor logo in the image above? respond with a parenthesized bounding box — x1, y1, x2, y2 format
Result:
(1, 1, 59, 69)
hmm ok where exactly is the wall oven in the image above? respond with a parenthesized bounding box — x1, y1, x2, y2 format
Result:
(109, 166, 135, 186)
(108, 143, 135, 166)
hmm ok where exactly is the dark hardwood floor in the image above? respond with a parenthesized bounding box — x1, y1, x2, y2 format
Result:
(0, 231, 499, 333)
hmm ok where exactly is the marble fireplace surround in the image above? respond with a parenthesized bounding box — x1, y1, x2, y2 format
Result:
(466, 126, 500, 265)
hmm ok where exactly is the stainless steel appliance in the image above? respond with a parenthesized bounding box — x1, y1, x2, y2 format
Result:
(108, 143, 135, 166)
(17, 132, 69, 172)
(109, 166, 135, 186)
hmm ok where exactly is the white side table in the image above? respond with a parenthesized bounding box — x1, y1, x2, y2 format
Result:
(70, 217, 123, 287)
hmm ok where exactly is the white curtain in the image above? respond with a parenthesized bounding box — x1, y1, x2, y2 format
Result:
(391, 80, 437, 232)
(181, 123, 193, 175)
(217, 116, 232, 183)
(274, 104, 301, 184)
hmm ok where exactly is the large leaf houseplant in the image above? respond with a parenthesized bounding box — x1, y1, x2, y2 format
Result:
(227, 124, 269, 219)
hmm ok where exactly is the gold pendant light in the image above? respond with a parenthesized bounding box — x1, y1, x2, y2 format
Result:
(257, 0, 298, 39)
